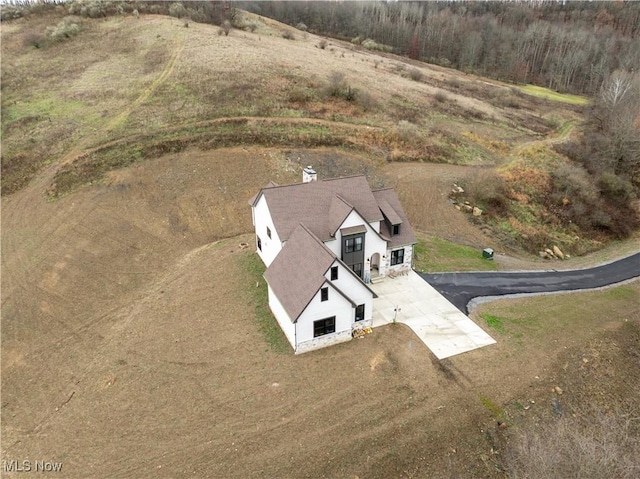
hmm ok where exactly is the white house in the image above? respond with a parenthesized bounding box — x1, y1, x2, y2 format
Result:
(249, 168, 417, 354)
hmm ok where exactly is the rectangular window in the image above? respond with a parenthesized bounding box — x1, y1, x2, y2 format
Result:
(330, 266, 338, 281)
(344, 236, 363, 254)
(345, 238, 354, 253)
(314, 316, 336, 337)
(257, 235, 262, 251)
(391, 248, 404, 266)
(267, 226, 272, 239)
(355, 304, 365, 322)
(351, 263, 362, 277)
(321, 287, 328, 302)
(392, 224, 400, 236)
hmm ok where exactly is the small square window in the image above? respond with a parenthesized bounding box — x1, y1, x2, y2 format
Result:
(355, 304, 365, 322)
(267, 226, 272, 239)
(391, 248, 404, 266)
(331, 266, 338, 281)
(321, 287, 328, 302)
(392, 224, 400, 236)
(257, 235, 262, 251)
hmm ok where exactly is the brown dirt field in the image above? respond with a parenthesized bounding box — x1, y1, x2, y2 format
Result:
(3, 144, 638, 478)
(2, 12, 638, 479)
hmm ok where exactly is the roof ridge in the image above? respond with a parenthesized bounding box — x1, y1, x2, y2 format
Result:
(297, 223, 338, 259)
(320, 174, 367, 182)
(333, 193, 353, 208)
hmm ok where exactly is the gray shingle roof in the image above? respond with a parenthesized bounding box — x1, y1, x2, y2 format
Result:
(372, 188, 417, 248)
(252, 175, 384, 242)
(263, 224, 336, 322)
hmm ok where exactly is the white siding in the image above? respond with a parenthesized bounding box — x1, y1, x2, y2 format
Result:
(330, 210, 388, 279)
(253, 195, 282, 267)
(325, 260, 373, 326)
(267, 285, 296, 351)
(295, 283, 354, 354)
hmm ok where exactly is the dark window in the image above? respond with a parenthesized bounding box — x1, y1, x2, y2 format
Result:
(392, 224, 400, 236)
(345, 236, 363, 253)
(321, 287, 328, 302)
(355, 304, 365, 322)
(331, 266, 338, 281)
(257, 235, 262, 251)
(314, 316, 336, 337)
(391, 248, 404, 266)
(267, 226, 272, 239)
(345, 238, 354, 253)
(352, 263, 362, 277)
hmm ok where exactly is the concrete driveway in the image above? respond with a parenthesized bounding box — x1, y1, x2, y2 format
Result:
(370, 271, 495, 359)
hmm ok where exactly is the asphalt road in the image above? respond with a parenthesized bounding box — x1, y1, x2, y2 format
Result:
(420, 252, 640, 313)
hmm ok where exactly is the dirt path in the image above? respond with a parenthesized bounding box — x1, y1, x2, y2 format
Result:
(104, 36, 185, 134)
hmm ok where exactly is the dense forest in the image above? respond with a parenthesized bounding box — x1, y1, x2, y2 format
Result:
(240, 1, 640, 96)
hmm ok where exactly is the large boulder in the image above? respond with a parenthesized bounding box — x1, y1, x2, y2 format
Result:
(552, 245, 565, 260)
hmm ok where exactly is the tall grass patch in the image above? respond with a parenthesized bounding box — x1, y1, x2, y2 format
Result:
(236, 251, 290, 353)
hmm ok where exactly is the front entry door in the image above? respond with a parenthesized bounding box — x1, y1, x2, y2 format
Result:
(342, 233, 365, 279)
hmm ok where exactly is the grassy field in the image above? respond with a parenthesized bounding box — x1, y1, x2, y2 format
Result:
(516, 84, 590, 105)
(413, 235, 498, 272)
(477, 284, 639, 341)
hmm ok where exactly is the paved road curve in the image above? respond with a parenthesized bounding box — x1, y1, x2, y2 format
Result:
(420, 252, 640, 314)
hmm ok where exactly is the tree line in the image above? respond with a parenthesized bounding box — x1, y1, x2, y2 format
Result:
(239, 1, 640, 96)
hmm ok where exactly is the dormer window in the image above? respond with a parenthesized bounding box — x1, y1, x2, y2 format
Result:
(267, 226, 272, 239)
(392, 224, 400, 236)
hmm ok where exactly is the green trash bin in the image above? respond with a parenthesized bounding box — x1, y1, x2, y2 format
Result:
(482, 248, 494, 260)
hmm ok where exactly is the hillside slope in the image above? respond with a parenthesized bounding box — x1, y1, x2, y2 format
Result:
(2, 11, 639, 479)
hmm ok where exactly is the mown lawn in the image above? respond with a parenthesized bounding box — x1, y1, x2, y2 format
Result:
(413, 235, 498, 273)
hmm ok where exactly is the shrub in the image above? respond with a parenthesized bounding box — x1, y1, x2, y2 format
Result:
(326, 71, 346, 97)
(288, 87, 312, 104)
(393, 121, 419, 143)
(23, 31, 46, 49)
(318, 39, 327, 49)
(447, 78, 462, 89)
(357, 89, 378, 112)
(408, 68, 423, 82)
(282, 30, 295, 40)
(599, 172, 635, 204)
(434, 91, 448, 103)
(46, 17, 81, 42)
(295, 22, 307, 32)
(460, 167, 508, 215)
(169, 2, 187, 18)
(221, 19, 231, 36)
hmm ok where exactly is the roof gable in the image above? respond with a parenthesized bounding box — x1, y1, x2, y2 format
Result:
(253, 175, 384, 242)
(372, 188, 417, 247)
(264, 224, 336, 321)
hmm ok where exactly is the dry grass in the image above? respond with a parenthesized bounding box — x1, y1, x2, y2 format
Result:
(1, 13, 580, 197)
